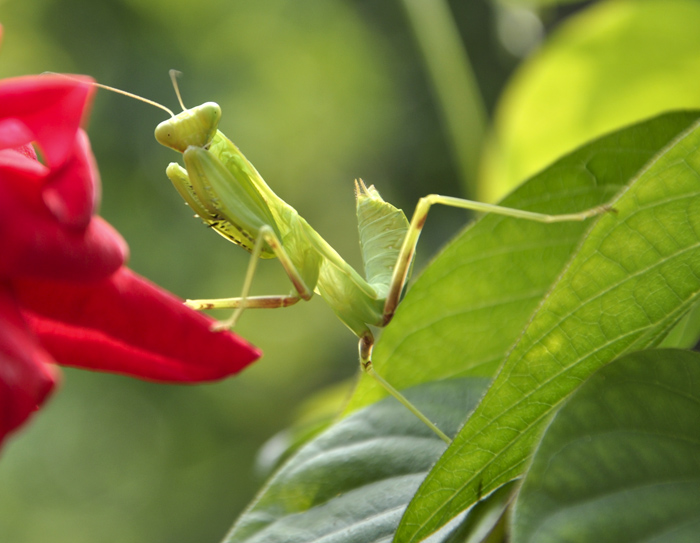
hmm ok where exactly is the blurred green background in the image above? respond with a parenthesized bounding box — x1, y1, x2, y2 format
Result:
(4, 0, 700, 541)
(0, 1, 514, 542)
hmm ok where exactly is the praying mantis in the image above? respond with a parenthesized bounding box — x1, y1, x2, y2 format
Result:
(99, 72, 611, 443)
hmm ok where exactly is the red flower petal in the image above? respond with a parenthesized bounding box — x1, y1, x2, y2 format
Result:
(0, 75, 95, 169)
(0, 147, 47, 180)
(0, 283, 58, 448)
(0, 163, 128, 279)
(0, 118, 34, 150)
(13, 142, 38, 162)
(10, 215, 129, 281)
(15, 268, 260, 382)
(0, 64, 261, 450)
(42, 129, 99, 227)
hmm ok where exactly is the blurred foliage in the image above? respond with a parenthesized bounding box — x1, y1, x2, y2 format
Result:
(482, 0, 700, 201)
(0, 1, 513, 542)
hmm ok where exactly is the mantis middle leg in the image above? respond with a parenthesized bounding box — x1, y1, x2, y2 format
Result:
(186, 225, 312, 330)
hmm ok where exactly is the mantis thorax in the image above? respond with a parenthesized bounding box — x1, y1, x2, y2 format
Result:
(155, 102, 222, 153)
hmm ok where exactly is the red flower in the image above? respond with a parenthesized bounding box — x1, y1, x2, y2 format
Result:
(0, 56, 260, 448)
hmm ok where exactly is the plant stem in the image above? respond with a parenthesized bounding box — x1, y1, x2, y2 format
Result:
(401, 0, 488, 196)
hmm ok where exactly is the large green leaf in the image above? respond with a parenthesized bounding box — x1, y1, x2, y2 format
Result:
(347, 111, 700, 413)
(223, 378, 488, 543)
(481, 0, 700, 202)
(512, 349, 700, 543)
(394, 114, 700, 542)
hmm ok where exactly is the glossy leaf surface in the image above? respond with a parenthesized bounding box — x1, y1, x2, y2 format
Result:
(224, 378, 488, 543)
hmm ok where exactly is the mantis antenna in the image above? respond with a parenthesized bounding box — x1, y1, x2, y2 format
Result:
(44, 72, 176, 117)
(169, 69, 188, 112)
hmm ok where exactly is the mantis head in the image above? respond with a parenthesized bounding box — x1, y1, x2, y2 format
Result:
(60, 69, 222, 154)
(154, 70, 222, 153)
(154, 102, 222, 153)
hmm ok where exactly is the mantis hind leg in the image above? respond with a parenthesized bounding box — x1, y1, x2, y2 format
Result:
(186, 225, 313, 330)
(382, 194, 613, 324)
(358, 332, 451, 444)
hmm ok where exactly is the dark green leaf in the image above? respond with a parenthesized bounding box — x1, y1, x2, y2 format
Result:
(428, 481, 515, 543)
(224, 378, 488, 543)
(512, 349, 700, 543)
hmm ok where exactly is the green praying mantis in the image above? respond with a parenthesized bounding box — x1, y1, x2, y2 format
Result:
(98, 72, 611, 443)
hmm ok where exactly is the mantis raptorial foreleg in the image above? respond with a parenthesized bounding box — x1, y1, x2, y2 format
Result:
(187, 225, 311, 330)
(189, 295, 302, 310)
(382, 194, 613, 323)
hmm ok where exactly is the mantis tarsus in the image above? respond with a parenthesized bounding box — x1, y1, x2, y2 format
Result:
(100, 72, 611, 443)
